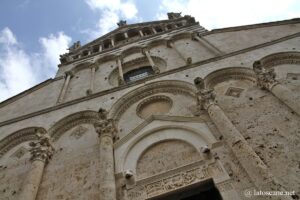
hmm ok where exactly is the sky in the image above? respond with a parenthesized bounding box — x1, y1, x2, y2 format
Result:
(0, 0, 299, 102)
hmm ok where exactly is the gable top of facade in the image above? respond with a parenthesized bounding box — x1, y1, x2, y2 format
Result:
(59, 13, 200, 65)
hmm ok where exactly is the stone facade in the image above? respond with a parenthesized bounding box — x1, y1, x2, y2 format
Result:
(0, 13, 300, 200)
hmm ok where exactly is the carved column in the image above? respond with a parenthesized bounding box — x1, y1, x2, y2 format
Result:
(111, 38, 115, 47)
(151, 27, 157, 34)
(142, 49, 160, 74)
(167, 41, 191, 64)
(124, 32, 129, 39)
(87, 64, 97, 95)
(19, 130, 54, 200)
(57, 71, 73, 103)
(99, 44, 103, 52)
(194, 77, 292, 197)
(117, 57, 125, 85)
(94, 109, 117, 200)
(138, 30, 144, 37)
(192, 33, 223, 56)
(253, 61, 300, 116)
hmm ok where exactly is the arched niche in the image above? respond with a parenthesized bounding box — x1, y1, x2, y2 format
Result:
(257, 51, 300, 80)
(136, 139, 201, 179)
(169, 32, 192, 41)
(0, 127, 45, 199)
(121, 125, 213, 179)
(0, 127, 43, 160)
(121, 46, 143, 61)
(108, 56, 167, 87)
(36, 111, 101, 200)
(48, 110, 99, 141)
(204, 67, 256, 98)
(71, 62, 93, 74)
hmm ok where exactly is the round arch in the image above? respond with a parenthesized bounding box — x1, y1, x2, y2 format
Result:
(0, 127, 45, 159)
(121, 46, 143, 57)
(204, 67, 256, 89)
(95, 54, 117, 65)
(48, 110, 99, 141)
(108, 80, 197, 121)
(147, 39, 168, 48)
(257, 51, 300, 68)
(120, 125, 214, 175)
(71, 62, 93, 74)
(169, 32, 192, 41)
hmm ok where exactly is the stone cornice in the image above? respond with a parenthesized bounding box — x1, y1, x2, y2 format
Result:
(0, 32, 300, 127)
(202, 18, 300, 36)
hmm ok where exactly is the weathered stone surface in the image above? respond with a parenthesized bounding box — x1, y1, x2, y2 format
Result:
(1, 13, 300, 200)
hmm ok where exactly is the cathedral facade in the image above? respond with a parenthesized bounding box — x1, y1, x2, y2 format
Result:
(0, 13, 300, 200)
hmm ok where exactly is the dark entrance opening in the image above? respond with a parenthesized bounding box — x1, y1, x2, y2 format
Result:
(147, 179, 223, 200)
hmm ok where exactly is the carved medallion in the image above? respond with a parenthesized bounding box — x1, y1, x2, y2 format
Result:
(225, 87, 244, 98)
(70, 126, 88, 139)
(10, 146, 28, 159)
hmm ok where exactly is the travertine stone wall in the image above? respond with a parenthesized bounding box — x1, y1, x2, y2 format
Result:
(136, 140, 201, 179)
(36, 124, 100, 200)
(0, 143, 32, 200)
(117, 93, 196, 139)
(0, 18, 300, 200)
(214, 79, 300, 193)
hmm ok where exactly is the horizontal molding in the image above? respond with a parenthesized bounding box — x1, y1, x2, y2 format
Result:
(0, 31, 300, 127)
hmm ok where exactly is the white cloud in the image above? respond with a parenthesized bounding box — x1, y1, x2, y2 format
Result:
(0, 27, 71, 102)
(157, 0, 300, 29)
(84, 0, 138, 39)
(39, 32, 72, 75)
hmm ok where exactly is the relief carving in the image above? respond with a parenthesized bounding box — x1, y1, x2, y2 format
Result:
(128, 161, 226, 200)
(94, 108, 117, 138)
(10, 146, 28, 159)
(253, 61, 279, 90)
(29, 130, 55, 163)
(70, 125, 88, 139)
(194, 77, 216, 110)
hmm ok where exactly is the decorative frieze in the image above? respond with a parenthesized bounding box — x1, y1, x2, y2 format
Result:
(127, 160, 227, 200)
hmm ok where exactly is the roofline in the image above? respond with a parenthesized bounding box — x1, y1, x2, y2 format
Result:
(80, 16, 194, 49)
(202, 18, 300, 35)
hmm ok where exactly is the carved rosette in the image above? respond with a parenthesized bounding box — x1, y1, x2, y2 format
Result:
(194, 77, 216, 110)
(253, 61, 279, 90)
(29, 131, 54, 163)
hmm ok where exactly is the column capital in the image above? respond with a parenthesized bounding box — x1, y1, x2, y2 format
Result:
(65, 71, 74, 78)
(94, 108, 117, 138)
(29, 131, 54, 163)
(253, 61, 279, 90)
(194, 77, 217, 110)
(90, 63, 99, 71)
(166, 40, 174, 48)
(141, 48, 149, 55)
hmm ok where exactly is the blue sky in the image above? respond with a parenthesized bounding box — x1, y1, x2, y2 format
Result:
(0, 0, 299, 102)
